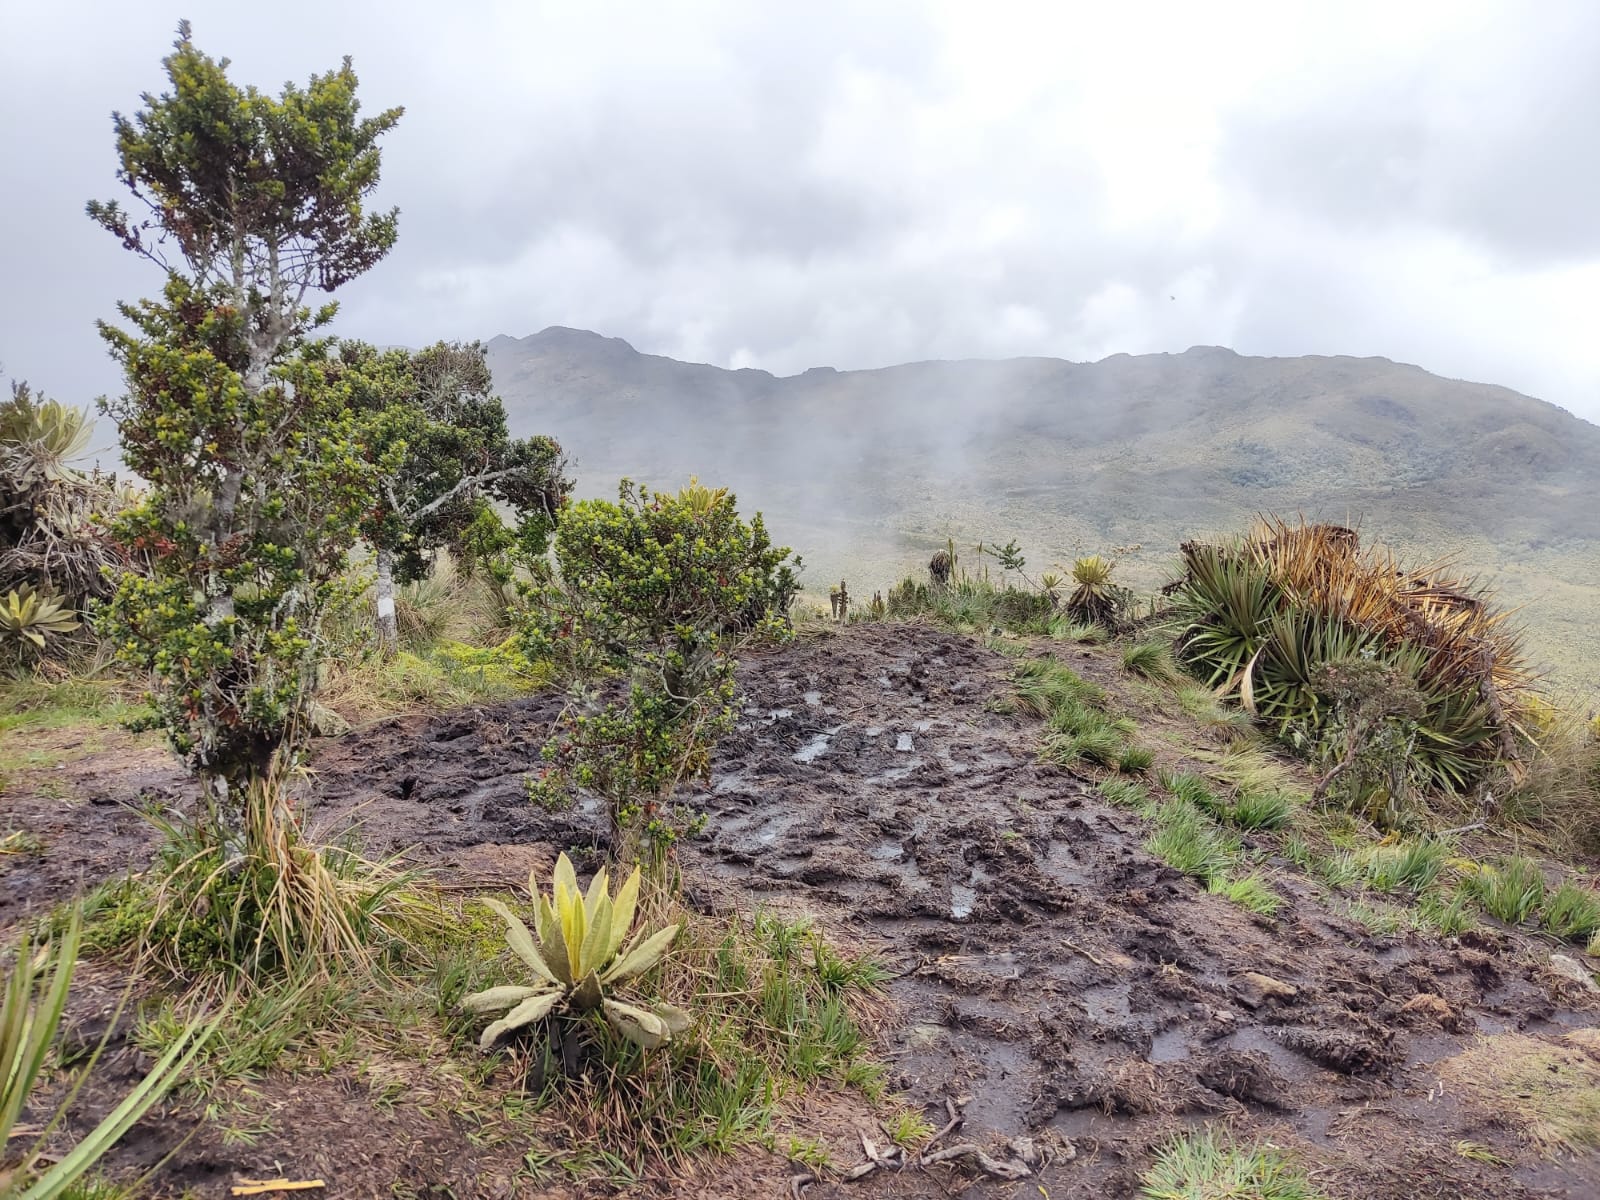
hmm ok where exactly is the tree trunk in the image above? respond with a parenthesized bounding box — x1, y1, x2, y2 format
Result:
(375, 546, 398, 655)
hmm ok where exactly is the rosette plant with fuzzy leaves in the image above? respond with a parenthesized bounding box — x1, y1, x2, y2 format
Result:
(462, 853, 690, 1052)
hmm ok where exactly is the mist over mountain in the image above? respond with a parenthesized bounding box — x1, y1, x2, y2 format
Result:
(487, 327, 1600, 687)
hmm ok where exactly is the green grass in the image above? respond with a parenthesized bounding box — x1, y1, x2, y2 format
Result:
(1146, 801, 1240, 886)
(1313, 850, 1362, 890)
(1044, 726, 1125, 768)
(884, 1107, 936, 1149)
(1049, 616, 1108, 644)
(1341, 899, 1411, 938)
(1463, 856, 1548, 926)
(1118, 744, 1155, 774)
(1159, 769, 1225, 816)
(1174, 685, 1255, 736)
(1141, 1127, 1324, 1199)
(1541, 881, 1600, 943)
(1418, 888, 1479, 937)
(1207, 872, 1283, 917)
(1098, 778, 1153, 810)
(1009, 657, 1105, 717)
(1360, 838, 1449, 894)
(1231, 788, 1294, 831)
(1122, 640, 1180, 683)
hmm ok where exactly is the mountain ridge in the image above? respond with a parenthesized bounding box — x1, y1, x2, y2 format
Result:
(484, 327, 1600, 687)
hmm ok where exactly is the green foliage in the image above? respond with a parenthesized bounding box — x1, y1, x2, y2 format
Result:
(1141, 1127, 1324, 1200)
(2, 907, 216, 1199)
(1, 382, 132, 624)
(522, 480, 799, 854)
(1541, 881, 1600, 943)
(1418, 888, 1479, 936)
(1098, 778, 1152, 809)
(1010, 656, 1104, 716)
(1, 587, 80, 667)
(1146, 800, 1239, 885)
(461, 854, 689, 1054)
(124, 777, 411, 979)
(88, 24, 402, 801)
(339, 339, 571, 598)
(1118, 744, 1155, 774)
(1207, 871, 1282, 917)
(1359, 838, 1449, 894)
(1230, 787, 1295, 830)
(1122, 639, 1180, 683)
(1169, 522, 1533, 800)
(1066, 554, 1130, 628)
(1462, 856, 1547, 926)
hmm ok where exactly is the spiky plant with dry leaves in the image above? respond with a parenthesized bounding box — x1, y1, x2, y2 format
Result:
(1169, 517, 1536, 794)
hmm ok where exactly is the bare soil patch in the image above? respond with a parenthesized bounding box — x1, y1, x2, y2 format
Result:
(5, 622, 1599, 1196)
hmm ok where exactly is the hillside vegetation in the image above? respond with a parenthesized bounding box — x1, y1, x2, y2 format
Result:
(487, 328, 1600, 689)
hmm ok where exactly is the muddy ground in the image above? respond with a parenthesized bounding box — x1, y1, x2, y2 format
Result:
(4, 621, 1600, 1198)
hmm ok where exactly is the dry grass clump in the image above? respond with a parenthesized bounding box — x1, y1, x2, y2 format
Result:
(1441, 1030, 1600, 1156)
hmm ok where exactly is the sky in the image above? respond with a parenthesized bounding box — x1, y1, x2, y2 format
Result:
(3, 0, 1599, 435)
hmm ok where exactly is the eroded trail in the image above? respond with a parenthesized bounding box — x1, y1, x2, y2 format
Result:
(7, 622, 1598, 1196)
(313, 622, 1600, 1198)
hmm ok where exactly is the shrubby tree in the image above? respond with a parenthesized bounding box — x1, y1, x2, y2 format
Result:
(339, 339, 571, 651)
(89, 23, 402, 806)
(523, 479, 800, 860)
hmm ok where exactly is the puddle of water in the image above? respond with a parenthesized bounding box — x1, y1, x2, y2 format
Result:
(1042, 842, 1093, 887)
(951, 884, 977, 919)
(865, 762, 920, 785)
(767, 708, 793, 721)
(793, 734, 831, 764)
(1082, 985, 1130, 1023)
(803, 690, 822, 706)
(877, 674, 893, 688)
(864, 725, 885, 737)
(1149, 1028, 1190, 1064)
(896, 732, 914, 752)
(869, 841, 904, 861)
(915, 719, 933, 732)
(713, 770, 751, 795)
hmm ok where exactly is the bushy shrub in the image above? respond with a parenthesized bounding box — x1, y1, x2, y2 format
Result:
(522, 479, 799, 858)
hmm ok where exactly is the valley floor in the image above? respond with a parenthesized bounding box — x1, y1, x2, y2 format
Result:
(4, 622, 1600, 1197)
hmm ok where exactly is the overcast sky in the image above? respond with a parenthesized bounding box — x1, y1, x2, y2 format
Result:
(4, 0, 1598, 431)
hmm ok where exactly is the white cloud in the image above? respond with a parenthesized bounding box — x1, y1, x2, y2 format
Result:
(2, 0, 1597, 418)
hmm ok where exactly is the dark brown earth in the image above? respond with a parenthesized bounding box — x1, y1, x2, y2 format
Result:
(4, 621, 1600, 1197)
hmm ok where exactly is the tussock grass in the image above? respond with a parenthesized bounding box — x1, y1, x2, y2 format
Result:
(1359, 838, 1449, 894)
(1418, 887, 1478, 936)
(1341, 898, 1411, 938)
(1011, 657, 1105, 716)
(1442, 1030, 1600, 1156)
(1098, 778, 1153, 811)
(1140, 1127, 1324, 1200)
(1049, 616, 1107, 645)
(1122, 640, 1180, 684)
(1118, 744, 1155, 774)
(1541, 881, 1600, 943)
(1231, 788, 1294, 831)
(1175, 685, 1255, 737)
(1207, 872, 1282, 917)
(1462, 856, 1547, 926)
(1147, 801, 1239, 885)
(1314, 850, 1362, 890)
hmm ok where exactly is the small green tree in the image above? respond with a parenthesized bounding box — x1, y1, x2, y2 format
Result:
(523, 479, 800, 860)
(340, 339, 571, 651)
(89, 23, 402, 807)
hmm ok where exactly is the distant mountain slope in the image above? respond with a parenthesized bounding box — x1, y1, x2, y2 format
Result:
(486, 328, 1600, 689)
